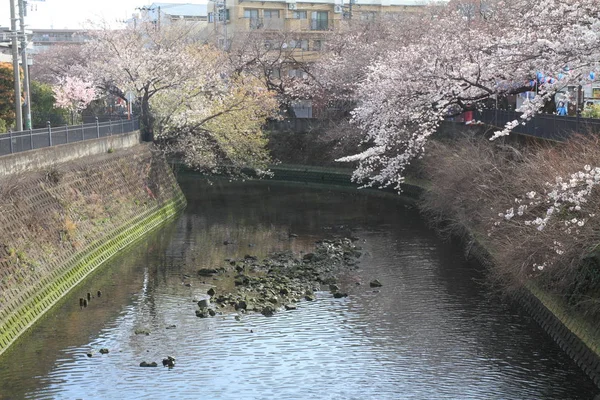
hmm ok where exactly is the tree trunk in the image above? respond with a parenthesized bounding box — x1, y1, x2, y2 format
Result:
(140, 89, 154, 142)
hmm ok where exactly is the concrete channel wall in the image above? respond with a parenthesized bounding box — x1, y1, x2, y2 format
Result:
(0, 139, 186, 356)
(0, 130, 142, 177)
(269, 164, 600, 388)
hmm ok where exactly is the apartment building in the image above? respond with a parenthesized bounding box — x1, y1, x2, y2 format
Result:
(207, 0, 424, 117)
(208, 0, 424, 58)
(30, 29, 90, 54)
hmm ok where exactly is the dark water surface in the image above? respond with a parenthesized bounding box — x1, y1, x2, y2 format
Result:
(0, 176, 598, 399)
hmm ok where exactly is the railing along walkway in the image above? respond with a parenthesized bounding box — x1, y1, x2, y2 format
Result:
(0, 118, 140, 157)
(477, 109, 600, 141)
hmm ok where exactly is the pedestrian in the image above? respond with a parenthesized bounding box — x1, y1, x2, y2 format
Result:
(556, 101, 568, 116)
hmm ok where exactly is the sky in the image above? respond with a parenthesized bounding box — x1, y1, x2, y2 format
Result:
(1, 0, 207, 30)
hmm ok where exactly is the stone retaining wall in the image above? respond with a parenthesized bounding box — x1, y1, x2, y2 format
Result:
(0, 144, 186, 355)
(270, 164, 600, 388)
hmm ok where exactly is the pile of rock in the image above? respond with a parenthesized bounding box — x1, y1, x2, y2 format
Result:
(195, 238, 362, 318)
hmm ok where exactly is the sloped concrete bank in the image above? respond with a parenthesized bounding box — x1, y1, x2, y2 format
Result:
(268, 164, 600, 387)
(0, 143, 186, 356)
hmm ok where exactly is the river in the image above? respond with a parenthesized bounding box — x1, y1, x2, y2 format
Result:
(0, 176, 598, 399)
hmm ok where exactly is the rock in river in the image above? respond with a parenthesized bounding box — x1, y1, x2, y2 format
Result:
(369, 279, 383, 288)
(140, 361, 158, 367)
(198, 268, 219, 276)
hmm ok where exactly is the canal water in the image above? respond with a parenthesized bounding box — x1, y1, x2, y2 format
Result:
(0, 176, 598, 399)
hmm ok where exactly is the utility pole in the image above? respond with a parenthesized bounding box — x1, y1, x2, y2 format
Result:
(216, 0, 227, 50)
(9, 0, 23, 131)
(19, 0, 32, 129)
(157, 6, 161, 31)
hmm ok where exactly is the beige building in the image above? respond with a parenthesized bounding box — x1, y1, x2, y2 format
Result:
(208, 0, 424, 59)
(207, 0, 425, 117)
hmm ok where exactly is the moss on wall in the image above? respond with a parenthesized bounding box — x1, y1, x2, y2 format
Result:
(0, 145, 186, 355)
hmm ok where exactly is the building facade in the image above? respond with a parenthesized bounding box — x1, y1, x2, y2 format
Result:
(208, 0, 424, 55)
(30, 29, 90, 55)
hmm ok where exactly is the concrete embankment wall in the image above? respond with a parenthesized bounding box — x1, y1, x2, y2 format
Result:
(0, 136, 186, 356)
(0, 131, 142, 177)
(269, 164, 600, 388)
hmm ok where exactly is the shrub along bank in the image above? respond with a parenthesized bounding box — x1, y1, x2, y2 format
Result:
(418, 132, 600, 380)
(0, 145, 186, 355)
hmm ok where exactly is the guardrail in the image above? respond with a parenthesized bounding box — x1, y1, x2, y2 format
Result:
(0, 118, 139, 157)
(478, 109, 600, 141)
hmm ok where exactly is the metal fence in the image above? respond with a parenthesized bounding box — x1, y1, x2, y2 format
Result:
(478, 109, 600, 141)
(0, 118, 139, 157)
(265, 118, 326, 133)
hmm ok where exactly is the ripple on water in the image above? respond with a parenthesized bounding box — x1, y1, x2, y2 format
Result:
(2, 182, 598, 400)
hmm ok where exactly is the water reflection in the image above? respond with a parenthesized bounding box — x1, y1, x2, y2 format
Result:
(0, 177, 597, 399)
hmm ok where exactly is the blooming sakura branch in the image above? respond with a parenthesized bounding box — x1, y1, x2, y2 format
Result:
(52, 76, 97, 115)
(305, 0, 600, 191)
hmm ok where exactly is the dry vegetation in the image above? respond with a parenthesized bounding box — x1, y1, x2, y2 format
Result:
(420, 133, 600, 316)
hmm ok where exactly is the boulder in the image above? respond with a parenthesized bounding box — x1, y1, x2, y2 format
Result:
(235, 300, 247, 310)
(261, 305, 275, 317)
(303, 253, 315, 261)
(197, 298, 210, 308)
(162, 356, 176, 368)
(198, 268, 218, 276)
(234, 275, 250, 286)
(140, 361, 158, 367)
(195, 308, 209, 318)
(333, 292, 348, 299)
(369, 279, 383, 288)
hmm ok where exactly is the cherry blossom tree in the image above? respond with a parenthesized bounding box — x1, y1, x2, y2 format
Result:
(52, 76, 97, 122)
(307, 0, 600, 191)
(76, 23, 278, 174)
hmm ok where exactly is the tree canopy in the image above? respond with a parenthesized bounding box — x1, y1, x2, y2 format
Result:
(304, 0, 600, 191)
(53, 23, 279, 174)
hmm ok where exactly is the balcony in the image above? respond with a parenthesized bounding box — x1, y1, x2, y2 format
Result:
(245, 17, 285, 31)
(309, 19, 331, 31)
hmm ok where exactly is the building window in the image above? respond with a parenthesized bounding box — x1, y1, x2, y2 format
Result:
(293, 11, 307, 19)
(312, 40, 322, 51)
(244, 9, 259, 18)
(218, 9, 230, 21)
(264, 9, 280, 19)
(310, 11, 328, 30)
(244, 8, 261, 28)
(294, 39, 308, 50)
(360, 11, 377, 21)
(265, 39, 282, 49)
(289, 40, 307, 50)
(208, 12, 214, 22)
